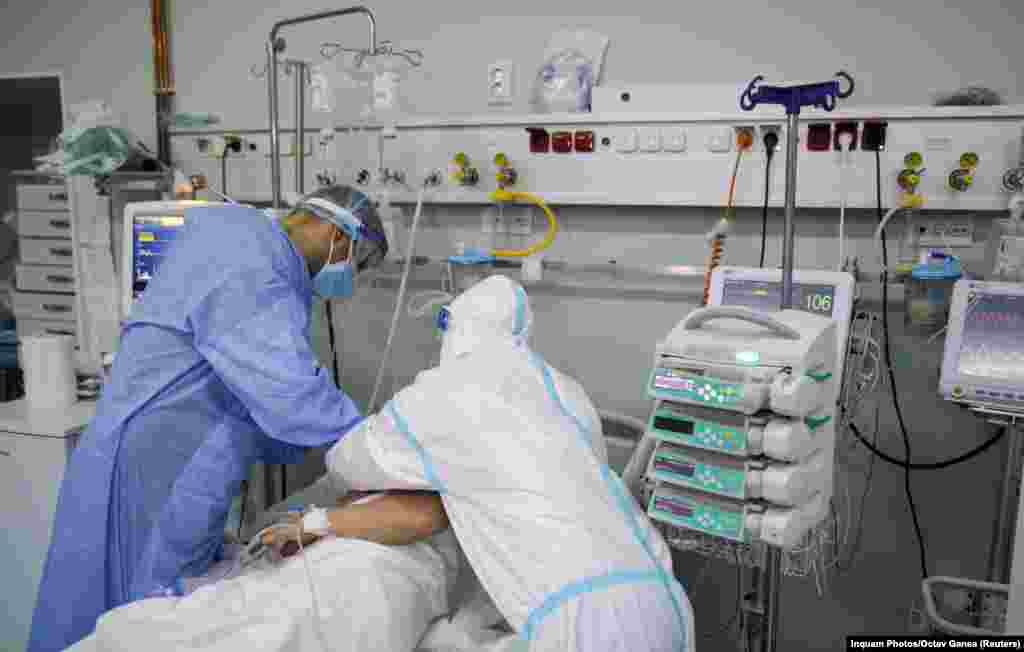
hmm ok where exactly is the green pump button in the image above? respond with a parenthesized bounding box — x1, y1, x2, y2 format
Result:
(806, 370, 833, 382)
(805, 415, 833, 431)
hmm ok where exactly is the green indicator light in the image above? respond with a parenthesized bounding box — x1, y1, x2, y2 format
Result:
(736, 351, 760, 364)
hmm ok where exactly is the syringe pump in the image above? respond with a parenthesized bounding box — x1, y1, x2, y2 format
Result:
(648, 483, 829, 549)
(648, 401, 831, 463)
(648, 307, 837, 418)
(647, 442, 828, 507)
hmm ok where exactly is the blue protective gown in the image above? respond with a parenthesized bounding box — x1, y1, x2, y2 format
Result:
(27, 205, 363, 652)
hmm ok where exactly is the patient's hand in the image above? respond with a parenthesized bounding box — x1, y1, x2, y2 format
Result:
(262, 491, 449, 553)
(260, 513, 321, 557)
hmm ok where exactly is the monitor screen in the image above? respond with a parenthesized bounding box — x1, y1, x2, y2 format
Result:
(720, 279, 836, 317)
(956, 292, 1024, 384)
(132, 214, 186, 300)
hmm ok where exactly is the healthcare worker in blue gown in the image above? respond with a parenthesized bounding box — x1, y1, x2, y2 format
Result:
(28, 184, 388, 652)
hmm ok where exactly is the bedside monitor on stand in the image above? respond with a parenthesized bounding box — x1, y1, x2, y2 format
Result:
(120, 201, 219, 320)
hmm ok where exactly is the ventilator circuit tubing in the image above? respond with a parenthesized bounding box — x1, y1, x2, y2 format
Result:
(489, 189, 559, 258)
(368, 184, 427, 413)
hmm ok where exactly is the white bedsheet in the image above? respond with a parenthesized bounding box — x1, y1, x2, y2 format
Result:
(66, 477, 462, 652)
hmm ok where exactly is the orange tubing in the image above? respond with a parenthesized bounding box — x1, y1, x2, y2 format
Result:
(702, 149, 745, 305)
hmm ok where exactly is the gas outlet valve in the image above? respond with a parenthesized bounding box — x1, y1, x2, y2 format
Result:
(448, 152, 480, 186)
(949, 152, 979, 192)
(949, 169, 974, 192)
(494, 152, 517, 189)
(897, 152, 924, 192)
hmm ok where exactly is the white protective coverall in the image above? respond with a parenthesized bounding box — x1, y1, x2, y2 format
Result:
(327, 274, 695, 651)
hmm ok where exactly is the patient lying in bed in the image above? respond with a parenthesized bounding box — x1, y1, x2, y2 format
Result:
(68, 486, 461, 652)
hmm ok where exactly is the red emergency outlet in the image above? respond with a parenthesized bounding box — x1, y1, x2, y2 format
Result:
(552, 131, 573, 153)
(527, 128, 549, 153)
(807, 123, 832, 152)
(574, 130, 595, 153)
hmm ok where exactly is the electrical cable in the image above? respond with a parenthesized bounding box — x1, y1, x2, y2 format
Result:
(237, 479, 248, 541)
(759, 132, 778, 268)
(220, 149, 229, 196)
(848, 420, 1006, 470)
(325, 300, 340, 387)
(838, 135, 854, 270)
(875, 150, 929, 581)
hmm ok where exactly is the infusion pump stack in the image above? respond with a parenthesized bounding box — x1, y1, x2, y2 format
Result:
(633, 267, 854, 550)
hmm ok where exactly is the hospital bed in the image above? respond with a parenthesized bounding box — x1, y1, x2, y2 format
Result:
(63, 474, 510, 652)
(63, 412, 656, 652)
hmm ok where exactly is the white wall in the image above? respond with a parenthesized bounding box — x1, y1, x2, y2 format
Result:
(2, 0, 1022, 141)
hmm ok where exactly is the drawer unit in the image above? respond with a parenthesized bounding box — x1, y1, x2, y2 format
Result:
(18, 211, 73, 239)
(19, 238, 74, 266)
(11, 292, 76, 322)
(15, 319, 78, 346)
(0, 402, 93, 652)
(16, 184, 70, 211)
(16, 265, 75, 294)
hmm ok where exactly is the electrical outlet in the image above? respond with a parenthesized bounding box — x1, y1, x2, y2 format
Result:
(918, 218, 974, 247)
(481, 205, 507, 235)
(759, 125, 783, 151)
(315, 128, 337, 162)
(638, 127, 661, 153)
(662, 127, 687, 152)
(488, 61, 515, 106)
(509, 207, 533, 236)
(613, 128, 638, 153)
(706, 128, 733, 153)
(197, 136, 226, 158)
(734, 126, 756, 151)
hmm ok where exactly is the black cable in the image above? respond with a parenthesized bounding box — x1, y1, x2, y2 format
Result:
(830, 498, 839, 564)
(875, 150, 929, 581)
(237, 479, 248, 540)
(220, 151, 228, 196)
(325, 299, 340, 387)
(759, 132, 779, 268)
(848, 420, 1006, 470)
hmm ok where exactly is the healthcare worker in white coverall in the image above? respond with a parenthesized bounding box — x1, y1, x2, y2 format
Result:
(324, 274, 695, 651)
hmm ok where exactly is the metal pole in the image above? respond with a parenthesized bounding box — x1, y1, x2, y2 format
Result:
(294, 61, 307, 195)
(988, 427, 1024, 583)
(267, 42, 282, 208)
(762, 548, 783, 651)
(780, 112, 800, 309)
(267, 6, 377, 208)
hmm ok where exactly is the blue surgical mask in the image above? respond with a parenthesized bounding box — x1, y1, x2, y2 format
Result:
(313, 232, 356, 298)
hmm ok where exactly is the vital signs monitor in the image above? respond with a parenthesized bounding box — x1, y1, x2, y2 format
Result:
(121, 201, 218, 318)
(940, 280, 1024, 407)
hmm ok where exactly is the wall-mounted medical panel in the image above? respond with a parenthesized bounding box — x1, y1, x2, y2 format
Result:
(170, 106, 1024, 211)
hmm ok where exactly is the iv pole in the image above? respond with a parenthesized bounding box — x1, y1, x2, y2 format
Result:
(738, 70, 855, 652)
(258, 7, 378, 508)
(266, 6, 378, 208)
